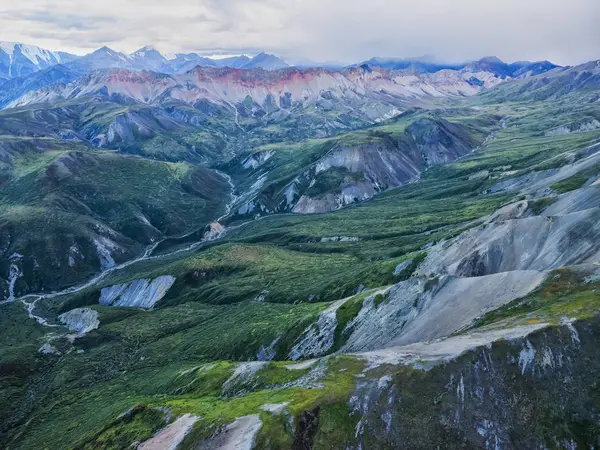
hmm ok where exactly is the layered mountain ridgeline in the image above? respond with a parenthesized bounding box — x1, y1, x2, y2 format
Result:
(224, 111, 491, 215)
(0, 63, 505, 150)
(0, 48, 599, 448)
(360, 55, 560, 78)
(0, 56, 591, 160)
(480, 60, 600, 103)
(0, 63, 500, 165)
(0, 96, 236, 161)
(64, 47, 289, 75)
(0, 63, 513, 300)
(0, 63, 530, 114)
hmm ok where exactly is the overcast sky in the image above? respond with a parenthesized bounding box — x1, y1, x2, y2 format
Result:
(1, 0, 598, 65)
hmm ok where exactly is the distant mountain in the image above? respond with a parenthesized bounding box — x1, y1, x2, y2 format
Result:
(457, 56, 560, 79)
(64, 46, 133, 73)
(129, 46, 169, 72)
(507, 60, 560, 78)
(66, 46, 288, 73)
(128, 47, 250, 73)
(0, 41, 563, 84)
(363, 55, 560, 79)
(482, 60, 600, 102)
(216, 55, 252, 69)
(165, 52, 286, 71)
(0, 46, 294, 109)
(163, 53, 220, 73)
(0, 64, 79, 108)
(240, 52, 288, 70)
(360, 56, 463, 73)
(4, 63, 510, 114)
(0, 42, 78, 79)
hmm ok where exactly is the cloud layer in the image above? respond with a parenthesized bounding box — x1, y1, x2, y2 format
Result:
(2, 0, 598, 65)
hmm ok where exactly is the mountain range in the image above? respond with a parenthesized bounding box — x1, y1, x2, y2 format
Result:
(0, 42, 290, 80)
(360, 55, 559, 77)
(0, 39, 599, 449)
(1, 41, 562, 82)
(0, 41, 571, 126)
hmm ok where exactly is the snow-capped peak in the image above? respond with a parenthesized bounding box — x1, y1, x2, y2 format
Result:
(131, 45, 163, 58)
(0, 41, 64, 64)
(0, 41, 18, 56)
(89, 46, 132, 62)
(0, 41, 80, 79)
(479, 56, 505, 65)
(94, 46, 120, 55)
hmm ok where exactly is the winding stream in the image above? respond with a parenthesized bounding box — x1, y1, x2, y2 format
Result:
(7, 168, 243, 326)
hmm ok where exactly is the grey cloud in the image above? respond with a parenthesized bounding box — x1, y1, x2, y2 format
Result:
(0, 0, 598, 65)
(20, 12, 115, 30)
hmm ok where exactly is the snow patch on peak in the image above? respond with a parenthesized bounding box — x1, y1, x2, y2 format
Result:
(135, 45, 158, 53)
(0, 42, 64, 64)
(0, 42, 17, 56)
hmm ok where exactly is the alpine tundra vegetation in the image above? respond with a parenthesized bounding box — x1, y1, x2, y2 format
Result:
(0, 36, 599, 450)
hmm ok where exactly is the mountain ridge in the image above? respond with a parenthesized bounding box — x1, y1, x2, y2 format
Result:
(0, 41, 78, 80)
(360, 55, 561, 78)
(0, 40, 569, 82)
(0, 62, 517, 111)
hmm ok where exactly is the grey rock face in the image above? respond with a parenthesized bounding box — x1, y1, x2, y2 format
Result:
(196, 414, 262, 450)
(418, 207, 600, 278)
(291, 119, 478, 213)
(542, 184, 600, 216)
(99, 275, 176, 309)
(340, 271, 545, 352)
(138, 414, 199, 450)
(489, 142, 600, 196)
(393, 259, 413, 275)
(288, 298, 349, 360)
(59, 308, 100, 334)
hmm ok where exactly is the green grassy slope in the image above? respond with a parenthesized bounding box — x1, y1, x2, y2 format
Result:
(0, 137, 231, 296)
